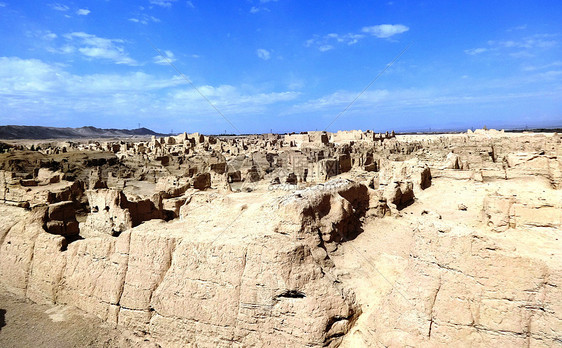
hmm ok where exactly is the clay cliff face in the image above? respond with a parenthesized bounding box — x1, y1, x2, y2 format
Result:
(1, 180, 365, 347)
(0, 129, 561, 347)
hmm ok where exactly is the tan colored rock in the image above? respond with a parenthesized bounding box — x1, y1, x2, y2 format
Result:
(193, 172, 211, 190)
(81, 189, 133, 236)
(1, 130, 561, 347)
(481, 194, 516, 232)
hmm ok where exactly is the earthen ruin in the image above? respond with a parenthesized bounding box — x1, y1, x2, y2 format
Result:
(0, 128, 561, 347)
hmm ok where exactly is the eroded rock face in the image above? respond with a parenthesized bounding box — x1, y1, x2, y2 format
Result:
(0, 180, 367, 347)
(81, 189, 166, 237)
(81, 189, 133, 236)
(1, 129, 561, 347)
(367, 224, 562, 347)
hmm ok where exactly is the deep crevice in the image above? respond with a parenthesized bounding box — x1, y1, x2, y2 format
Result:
(276, 290, 306, 299)
(61, 234, 84, 251)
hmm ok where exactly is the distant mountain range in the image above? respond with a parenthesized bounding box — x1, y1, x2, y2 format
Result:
(0, 125, 164, 140)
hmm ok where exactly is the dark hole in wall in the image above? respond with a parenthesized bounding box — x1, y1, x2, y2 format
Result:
(0, 308, 5, 332)
(276, 290, 306, 299)
(60, 235, 84, 251)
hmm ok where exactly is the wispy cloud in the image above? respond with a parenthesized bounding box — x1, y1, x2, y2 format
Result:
(286, 85, 561, 120)
(76, 8, 90, 16)
(186, 1, 194, 8)
(306, 24, 408, 51)
(507, 24, 527, 32)
(0, 56, 300, 130)
(62, 32, 137, 65)
(27, 30, 58, 41)
(305, 33, 363, 51)
(0, 2, 7, 7)
(522, 61, 562, 71)
(466, 33, 558, 57)
(361, 24, 409, 38)
(0, 57, 182, 94)
(256, 48, 271, 60)
(464, 47, 487, 55)
(170, 85, 299, 115)
(488, 36, 558, 49)
(153, 50, 176, 65)
(129, 14, 160, 24)
(49, 3, 69, 11)
(289, 89, 390, 113)
(249, 4, 272, 14)
(149, 0, 177, 8)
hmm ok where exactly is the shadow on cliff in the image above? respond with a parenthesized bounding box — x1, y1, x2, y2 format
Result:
(337, 184, 369, 242)
(0, 309, 6, 332)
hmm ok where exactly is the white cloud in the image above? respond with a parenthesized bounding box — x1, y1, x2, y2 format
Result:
(186, 1, 194, 8)
(289, 89, 390, 113)
(27, 30, 58, 41)
(489, 36, 558, 49)
(536, 70, 562, 79)
(44, 32, 57, 40)
(49, 3, 69, 11)
(305, 33, 363, 51)
(361, 24, 409, 38)
(466, 34, 559, 57)
(170, 85, 299, 115)
(0, 56, 299, 130)
(154, 50, 176, 65)
(507, 24, 527, 32)
(0, 2, 7, 7)
(129, 14, 160, 24)
(256, 48, 271, 60)
(149, 0, 177, 7)
(0, 57, 61, 93)
(249, 6, 270, 14)
(464, 48, 487, 55)
(306, 24, 406, 51)
(325, 33, 364, 45)
(76, 8, 90, 16)
(523, 61, 562, 71)
(286, 86, 562, 121)
(63, 32, 137, 65)
(287, 78, 304, 90)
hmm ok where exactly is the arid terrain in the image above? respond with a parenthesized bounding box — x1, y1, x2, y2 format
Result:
(0, 129, 561, 347)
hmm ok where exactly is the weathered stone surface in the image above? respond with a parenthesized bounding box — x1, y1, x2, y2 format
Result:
(81, 189, 133, 236)
(192, 172, 211, 190)
(0, 216, 43, 296)
(1, 129, 561, 347)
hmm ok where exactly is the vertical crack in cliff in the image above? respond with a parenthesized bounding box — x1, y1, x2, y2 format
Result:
(148, 238, 177, 308)
(146, 237, 178, 329)
(114, 232, 132, 326)
(23, 231, 40, 299)
(51, 236, 69, 305)
(427, 277, 442, 339)
(0, 220, 18, 251)
(233, 246, 249, 341)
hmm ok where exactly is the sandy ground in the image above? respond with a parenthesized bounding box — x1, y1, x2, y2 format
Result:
(0, 286, 158, 348)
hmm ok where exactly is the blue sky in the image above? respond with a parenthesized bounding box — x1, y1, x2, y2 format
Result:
(0, 1, 561, 134)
